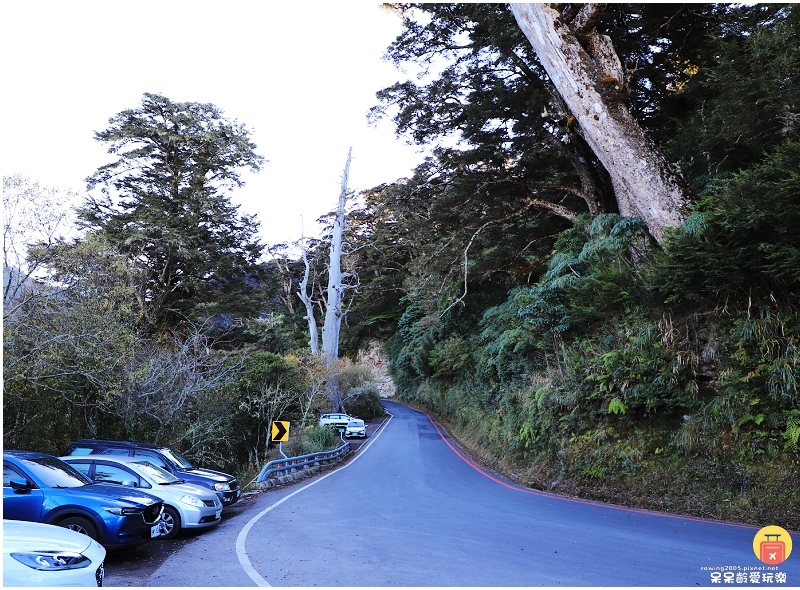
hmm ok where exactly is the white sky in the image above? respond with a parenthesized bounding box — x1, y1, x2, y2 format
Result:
(2, 1, 424, 249)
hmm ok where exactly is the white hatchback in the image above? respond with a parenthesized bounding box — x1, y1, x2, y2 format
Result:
(62, 456, 223, 540)
(3, 520, 106, 587)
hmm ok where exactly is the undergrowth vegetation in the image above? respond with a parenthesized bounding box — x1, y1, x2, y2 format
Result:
(389, 144, 800, 529)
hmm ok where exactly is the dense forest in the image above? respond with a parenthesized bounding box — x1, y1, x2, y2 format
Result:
(4, 4, 799, 529)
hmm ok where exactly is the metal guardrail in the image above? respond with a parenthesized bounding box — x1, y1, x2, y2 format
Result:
(255, 441, 350, 483)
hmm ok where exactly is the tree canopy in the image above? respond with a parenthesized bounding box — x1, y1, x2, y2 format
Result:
(79, 92, 266, 331)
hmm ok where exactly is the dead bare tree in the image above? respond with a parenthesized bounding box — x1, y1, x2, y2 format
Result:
(297, 149, 355, 411)
(297, 219, 320, 355)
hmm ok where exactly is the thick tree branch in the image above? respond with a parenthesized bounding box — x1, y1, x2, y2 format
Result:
(510, 3, 694, 243)
(570, 3, 606, 38)
(440, 190, 579, 317)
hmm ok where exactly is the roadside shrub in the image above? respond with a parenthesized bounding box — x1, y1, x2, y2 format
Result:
(343, 383, 385, 419)
(337, 362, 375, 392)
(303, 426, 340, 452)
(281, 436, 307, 458)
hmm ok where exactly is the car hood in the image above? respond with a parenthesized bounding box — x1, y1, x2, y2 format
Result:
(3, 520, 95, 554)
(177, 467, 233, 483)
(148, 482, 220, 502)
(69, 483, 161, 507)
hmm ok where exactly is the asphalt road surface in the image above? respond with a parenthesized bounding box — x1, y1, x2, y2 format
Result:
(105, 400, 798, 586)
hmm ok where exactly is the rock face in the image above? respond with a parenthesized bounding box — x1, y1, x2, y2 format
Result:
(356, 340, 396, 398)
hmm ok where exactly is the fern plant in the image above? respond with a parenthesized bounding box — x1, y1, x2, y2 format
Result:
(784, 410, 800, 451)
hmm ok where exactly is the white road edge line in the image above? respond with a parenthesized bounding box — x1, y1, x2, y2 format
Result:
(235, 411, 394, 587)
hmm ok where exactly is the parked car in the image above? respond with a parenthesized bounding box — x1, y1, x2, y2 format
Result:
(318, 413, 356, 429)
(62, 456, 223, 540)
(3, 451, 164, 549)
(63, 439, 241, 507)
(3, 519, 106, 587)
(344, 419, 367, 438)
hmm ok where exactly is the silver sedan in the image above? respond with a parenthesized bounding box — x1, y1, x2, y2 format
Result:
(62, 456, 222, 540)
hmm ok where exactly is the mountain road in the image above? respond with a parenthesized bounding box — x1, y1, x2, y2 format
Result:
(104, 400, 797, 586)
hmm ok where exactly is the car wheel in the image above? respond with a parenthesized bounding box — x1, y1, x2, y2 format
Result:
(160, 506, 181, 540)
(58, 516, 99, 541)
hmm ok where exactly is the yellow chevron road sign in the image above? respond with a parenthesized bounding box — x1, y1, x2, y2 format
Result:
(271, 421, 289, 442)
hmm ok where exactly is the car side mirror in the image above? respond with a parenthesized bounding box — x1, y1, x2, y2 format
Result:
(9, 478, 32, 494)
(121, 480, 138, 487)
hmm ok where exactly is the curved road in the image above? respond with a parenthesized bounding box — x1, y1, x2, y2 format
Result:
(116, 401, 797, 586)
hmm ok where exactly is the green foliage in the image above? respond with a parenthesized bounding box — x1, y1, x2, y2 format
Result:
(668, 307, 800, 462)
(79, 93, 266, 332)
(238, 351, 304, 393)
(390, 299, 437, 394)
(342, 384, 385, 420)
(660, 5, 800, 188)
(3, 234, 141, 452)
(784, 410, 800, 451)
(222, 351, 306, 467)
(607, 399, 628, 415)
(303, 426, 341, 453)
(337, 363, 376, 393)
(516, 214, 651, 334)
(649, 141, 800, 305)
(476, 291, 543, 383)
(429, 336, 474, 382)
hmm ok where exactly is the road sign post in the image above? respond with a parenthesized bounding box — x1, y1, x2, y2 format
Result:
(272, 421, 290, 459)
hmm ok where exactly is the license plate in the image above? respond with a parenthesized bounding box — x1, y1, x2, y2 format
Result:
(151, 524, 161, 538)
(216, 509, 222, 519)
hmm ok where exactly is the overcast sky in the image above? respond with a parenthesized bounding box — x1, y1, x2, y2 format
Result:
(2, 1, 424, 248)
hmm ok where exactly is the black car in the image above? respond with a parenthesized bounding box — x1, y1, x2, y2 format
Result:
(63, 440, 241, 507)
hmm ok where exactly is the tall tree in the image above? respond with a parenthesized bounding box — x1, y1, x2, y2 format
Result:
(321, 148, 353, 368)
(369, 4, 618, 314)
(297, 150, 355, 410)
(79, 93, 266, 331)
(509, 3, 693, 243)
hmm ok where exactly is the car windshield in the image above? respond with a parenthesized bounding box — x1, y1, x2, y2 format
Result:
(160, 448, 193, 469)
(18, 456, 92, 488)
(130, 461, 181, 484)
(348, 420, 364, 427)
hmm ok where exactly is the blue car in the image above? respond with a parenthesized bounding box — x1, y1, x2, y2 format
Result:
(3, 451, 164, 549)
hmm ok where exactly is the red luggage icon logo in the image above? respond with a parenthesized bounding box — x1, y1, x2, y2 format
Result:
(761, 534, 785, 564)
(753, 526, 792, 565)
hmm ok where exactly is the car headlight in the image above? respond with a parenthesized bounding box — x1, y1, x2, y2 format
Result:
(213, 482, 231, 492)
(11, 551, 92, 571)
(180, 494, 205, 507)
(102, 506, 140, 516)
